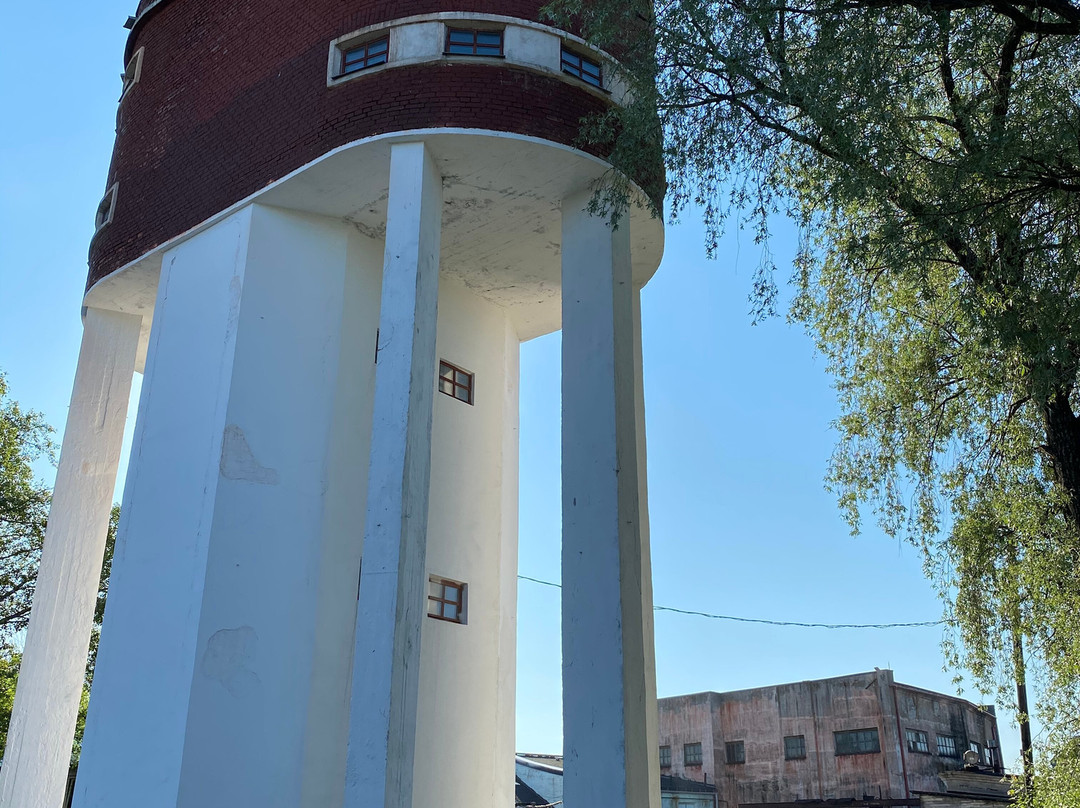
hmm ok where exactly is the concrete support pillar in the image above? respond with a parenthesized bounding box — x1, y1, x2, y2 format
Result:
(73, 205, 381, 808)
(345, 141, 442, 808)
(0, 307, 140, 808)
(560, 191, 659, 808)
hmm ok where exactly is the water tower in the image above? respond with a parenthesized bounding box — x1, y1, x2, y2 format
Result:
(0, 3, 665, 807)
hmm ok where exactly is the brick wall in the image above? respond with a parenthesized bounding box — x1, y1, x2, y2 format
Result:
(89, 0, 609, 288)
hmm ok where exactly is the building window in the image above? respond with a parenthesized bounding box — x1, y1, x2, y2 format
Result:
(95, 185, 118, 232)
(427, 576, 466, 624)
(446, 27, 503, 56)
(784, 735, 806, 760)
(906, 729, 930, 754)
(937, 735, 958, 757)
(120, 47, 144, 101)
(726, 740, 746, 764)
(683, 742, 702, 766)
(438, 360, 474, 405)
(659, 745, 671, 767)
(834, 728, 880, 756)
(560, 47, 602, 88)
(341, 36, 389, 74)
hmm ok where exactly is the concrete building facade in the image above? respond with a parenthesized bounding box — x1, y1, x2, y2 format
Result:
(0, 4, 665, 808)
(658, 670, 1002, 808)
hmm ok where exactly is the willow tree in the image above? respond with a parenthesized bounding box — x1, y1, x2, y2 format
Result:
(546, 0, 1080, 797)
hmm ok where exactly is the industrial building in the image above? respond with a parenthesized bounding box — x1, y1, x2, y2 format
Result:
(658, 670, 1004, 808)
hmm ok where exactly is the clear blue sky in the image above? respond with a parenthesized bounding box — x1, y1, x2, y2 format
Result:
(1, 1, 1022, 773)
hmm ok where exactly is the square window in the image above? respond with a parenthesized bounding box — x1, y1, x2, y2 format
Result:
(834, 728, 880, 756)
(937, 735, 958, 757)
(726, 740, 746, 764)
(560, 47, 602, 88)
(438, 360, 474, 405)
(683, 742, 702, 766)
(446, 27, 504, 56)
(659, 745, 671, 767)
(341, 36, 389, 74)
(784, 735, 806, 760)
(427, 576, 466, 624)
(906, 729, 930, 754)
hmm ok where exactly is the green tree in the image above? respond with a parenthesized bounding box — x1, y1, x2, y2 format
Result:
(545, 0, 1080, 800)
(0, 371, 53, 638)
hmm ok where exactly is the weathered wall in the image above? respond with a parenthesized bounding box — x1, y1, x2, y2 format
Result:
(893, 684, 1001, 794)
(657, 671, 1000, 808)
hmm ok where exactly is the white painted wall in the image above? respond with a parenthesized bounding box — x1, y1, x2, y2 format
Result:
(75, 205, 382, 807)
(413, 277, 520, 808)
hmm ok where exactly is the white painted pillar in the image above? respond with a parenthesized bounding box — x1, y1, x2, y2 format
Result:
(0, 307, 140, 808)
(73, 206, 381, 808)
(560, 191, 659, 808)
(345, 141, 442, 808)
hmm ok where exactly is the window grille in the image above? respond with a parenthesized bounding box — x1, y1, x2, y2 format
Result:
(834, 728, 880, 755)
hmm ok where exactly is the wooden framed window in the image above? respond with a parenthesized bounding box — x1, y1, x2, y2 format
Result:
(683, 742, 702, 766)
(659, 745, 671, 767)
(427, 576, 466, 624)
(726, 740, 746, 764)
(784, 735, 806, 760)
(341, 36, 389, 74)
(560, 47, 602, 88)
(438, 360, 474, 405)
(834, 728, 880, 756)
(445, 28, 503, 56)
(937, 735, 958, 757)
(906, 729, 930, 754)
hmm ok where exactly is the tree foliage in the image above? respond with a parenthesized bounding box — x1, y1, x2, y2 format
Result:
(545, 0, 1080, 797)
(0, 371, 53, 639)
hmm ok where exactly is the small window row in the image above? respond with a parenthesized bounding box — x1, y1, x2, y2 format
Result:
(335, 26, 603, 89)
(906, 728, 987, 761)
(660, 729, 987, 765)
(660, 736, 801, 768)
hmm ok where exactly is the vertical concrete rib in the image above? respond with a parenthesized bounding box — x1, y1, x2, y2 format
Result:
(0, 307, 140, 808)
(560, 191, 659, 808)
(345, 141, 443, 808)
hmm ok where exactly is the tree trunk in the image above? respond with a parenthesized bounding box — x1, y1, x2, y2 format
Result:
(1042, 393, 1080, 531)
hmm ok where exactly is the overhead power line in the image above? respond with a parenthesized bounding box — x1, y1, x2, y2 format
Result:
(517, 575, 946, 630)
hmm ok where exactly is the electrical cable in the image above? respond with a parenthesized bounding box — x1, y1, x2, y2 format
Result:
(517, 574, 946, 630)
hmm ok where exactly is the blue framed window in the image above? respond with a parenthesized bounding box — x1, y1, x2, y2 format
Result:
(342, 36, 389, 74)
(561, 47, 602, 87)
(446, 28, 503, 56)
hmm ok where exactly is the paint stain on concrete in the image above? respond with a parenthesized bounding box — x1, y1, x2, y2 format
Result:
(201, 626, 261, 697)
(220, 424, 279, 484)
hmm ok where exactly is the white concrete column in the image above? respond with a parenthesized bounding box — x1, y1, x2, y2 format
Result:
(73, 205, 381, 808)
(345, 141, 442, 808)
(0, 306, 140, 808)
(560, 191, 659, 808)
